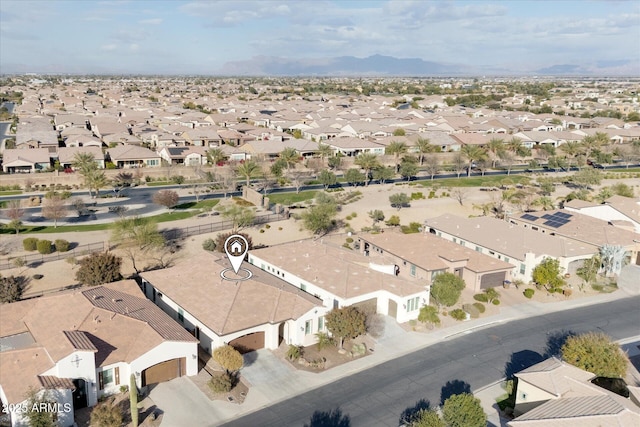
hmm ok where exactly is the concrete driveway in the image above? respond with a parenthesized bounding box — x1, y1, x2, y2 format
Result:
(148, 377, 220, 427)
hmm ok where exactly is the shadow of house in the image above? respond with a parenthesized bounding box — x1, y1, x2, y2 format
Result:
(504, 350, 544, 379)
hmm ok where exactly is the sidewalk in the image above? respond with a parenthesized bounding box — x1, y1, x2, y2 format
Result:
(150, 289, 632, 426)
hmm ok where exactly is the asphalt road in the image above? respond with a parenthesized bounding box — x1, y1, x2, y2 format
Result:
(223, 295, 640, 427)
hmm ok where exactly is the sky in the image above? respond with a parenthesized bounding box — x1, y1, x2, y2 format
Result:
(1, 0, 639, 75)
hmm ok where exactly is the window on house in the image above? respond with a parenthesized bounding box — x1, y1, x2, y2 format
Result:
(410, 264, 416, 276)
(318, 317, 324, 331)
(475, 246, 482, 253)
(406, 296, 420, 312)
(305, 320, 312, 335)
(453, 238, 457, 243)
(178, 308, 184, 323)
(504, 257, 510, 263)
(301, 283, 307, 291)
(520, 264, 526, 275)
(459, 240, 465, 246)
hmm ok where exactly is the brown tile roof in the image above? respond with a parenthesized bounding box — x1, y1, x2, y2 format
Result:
(0, 347, 55, 403)
(250, 239, 428, 298)
(38, 375, 76, 390)
(140, 252, 322, 336)
(361, 230, 514, 273)
(63, 330, 98, 352)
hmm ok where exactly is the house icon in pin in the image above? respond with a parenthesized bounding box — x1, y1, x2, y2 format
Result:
(229, 239, 243, 256)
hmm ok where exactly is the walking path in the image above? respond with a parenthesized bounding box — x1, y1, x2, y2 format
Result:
(149, 289, 636, 427)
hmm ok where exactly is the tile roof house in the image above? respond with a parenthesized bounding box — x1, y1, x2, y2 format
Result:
(140, 252, 324, 352)
(509, 357, 640, 426)
(157, 146, 208, 166)
(0, 280, 197, 427)
(565, 196, 640, 234)
(2, 148, 51, 173)
(357, 230, 514, 292)
(249, 239, 430, 324)
(107, 145, 161, 168)
(57, 146, 105, 169)
(424, 214, 598, 283)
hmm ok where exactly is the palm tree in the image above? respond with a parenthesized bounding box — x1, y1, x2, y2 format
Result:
(72, 152, 96, 174)
(506, 137, 523, 154)
(87, 169, 108, 198)
(487, 138, 505, 168)
(385, 141, 408, 172)
(279, 147, 300, 172)
(460, 145, 487, 177)
(581, 135, 601, 159)
(414, 137, 434, 166)
(559, 141, 582, 170)
(354, 152, 380, 185)
(316, 143, 333, 167)
(206, 148, 227, 166)
(236, 160, 259, 186)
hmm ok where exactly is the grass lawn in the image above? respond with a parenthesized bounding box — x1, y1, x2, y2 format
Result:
(0, 190, 22, 196)
(420, 175, 531, 188)
(267, 190, 317, 205)
(146, 181, 172, 187)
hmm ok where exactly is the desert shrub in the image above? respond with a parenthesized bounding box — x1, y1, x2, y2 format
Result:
(23, 237, 39, 251)
(208, 372, 235, 393)
(33, 274, 44, 280)
(463, 304, 480, 318)
(286, 345, 303, 361)
(473, 302, 486, 313)
(265, 224, 271, 229)
(523, 288, 535, 299)
(259, 229, 265, 233)
(90, 399, 123, 427)
(346, 237, 354, 244)
(36, 240, 54, 254)
(492, 299, 501, 305)
(202, 238, 217, 252)
(54, 239, 70, 252)
(350, 212, 357, 217)
(450, 309, 467, 321)
(400, 222, 422, 234)
(563, 288, 573, 298)
(473, 293, 488, 302)
(315, 332, 335, 350)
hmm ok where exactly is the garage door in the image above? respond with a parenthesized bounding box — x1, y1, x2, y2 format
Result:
(142, 358, 186, 386)
(480, 272, 506, 289)
(229, 332, 265, 354)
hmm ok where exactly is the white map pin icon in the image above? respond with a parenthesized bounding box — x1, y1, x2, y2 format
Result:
(224, 235, 249, 274)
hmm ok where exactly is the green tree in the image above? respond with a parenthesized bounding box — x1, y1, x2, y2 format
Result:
(571, 168, 602, 189)
(560, 140, 582, 169)
(389, 193, 410, 210)
(236, 159, 260, 186)
(91, 399, 123, 427)
(415, 137, 435, 166)
(354, 152, 380, 185)
(532, 257, 565, 292)
(399, 160, 419, 181)
(442, 393, 487, 427)
(328, 154, 342, 170)
(23, 388, 57, 427)
(302, 195, 337, 235)
(418, 305, 441, 328)
(430, 272, 465, 308)
(392, 128, 406, 136)
(316, 143, 333, 166)
(410, 409, 445, 427)
(483, 287, 500, 304)
(368, 209, 385, 225)
(345, 168, 366, 186)
(576, 254, 601, 285)
(561, 332, 627, 377)
(0, 274, 26, 303)
(325, 306, 366, 349)
(372, 166, 394, 184)
(206, 148, 228, 165)
(279, 147, 300, 172)
(213, 345, 244, 373)
(75, 252, 123, 286)
(461, 145, 487, 177)
(611, 182, 634, 198)
(424, 154, 440, 180)
(487, 138, 506, 168)
(386, 141, 408, 172)
(216, 204, 255, 231)
(318, 169, 337, 190)
(451, 152, 466, 178)
(112, 217, 165, 274)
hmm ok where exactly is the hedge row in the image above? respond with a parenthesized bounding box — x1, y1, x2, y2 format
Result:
(23, 238, 71, 254)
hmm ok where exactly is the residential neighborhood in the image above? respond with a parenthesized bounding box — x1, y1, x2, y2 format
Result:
(1, 73, 640, 427)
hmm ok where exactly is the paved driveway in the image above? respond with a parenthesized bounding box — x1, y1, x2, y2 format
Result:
(148, 377, 220, 427)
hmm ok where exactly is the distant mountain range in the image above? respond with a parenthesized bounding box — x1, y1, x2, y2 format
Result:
(217, 55, 639, 77)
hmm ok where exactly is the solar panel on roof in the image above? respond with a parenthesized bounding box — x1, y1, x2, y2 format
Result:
(544, 220, 562, 228)
(521, 214, 539, 221)
(542, 214, 553, 219)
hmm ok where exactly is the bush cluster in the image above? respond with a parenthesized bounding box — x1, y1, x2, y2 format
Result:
(462, 304, 480, 318)
(450, 308, 467, 321)
(208, 372, 235, 393)
(23, 237, 39, 251)
(473, 302, 486, 313)
(54, 239, 70, 252)
(523, 288, 535, 299)
(36, 240, 53, 254)
(473, 293, 488, 302)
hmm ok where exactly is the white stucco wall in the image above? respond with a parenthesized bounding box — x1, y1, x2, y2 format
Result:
(6, 389, 73, 427)
(130, 340, 198, 386)
(41, 350, 98, 407)
(566, 204, 640, 233)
